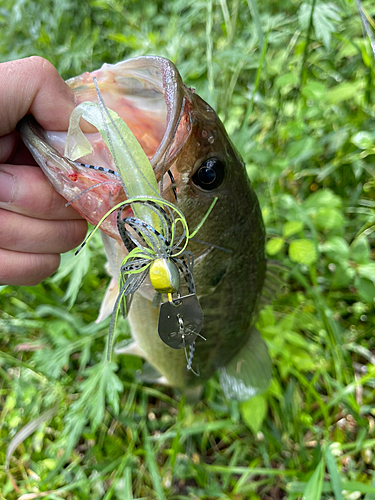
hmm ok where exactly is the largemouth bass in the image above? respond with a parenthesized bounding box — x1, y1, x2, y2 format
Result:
(18, 56, 271, 400)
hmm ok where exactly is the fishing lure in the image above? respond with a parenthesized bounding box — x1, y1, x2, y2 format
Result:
(115, 199, 207, 373)
(75, 193, 216, 371)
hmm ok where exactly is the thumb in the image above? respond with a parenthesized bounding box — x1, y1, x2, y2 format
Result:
(0, 56, 75, 136)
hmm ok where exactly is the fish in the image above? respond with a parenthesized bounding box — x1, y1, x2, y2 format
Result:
(18, 56, 272, 400)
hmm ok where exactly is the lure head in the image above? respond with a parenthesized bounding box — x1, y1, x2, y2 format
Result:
(149, 258, 180, 295)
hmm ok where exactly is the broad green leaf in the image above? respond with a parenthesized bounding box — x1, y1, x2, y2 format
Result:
(302, 457, 325, 500)
(284, 331, 309, 348)
(326, 128, 350, 154)
(275, 72, 299, 88)
(364, 479, 375, 500)
(350, 236, 370, 264)
(341, 481, 375, 495)
(292, 353, 316, 371)
(302, 81, 327, 101)
(304, 189, 342, 210)
(319, 236, 349, 261)
(313, 208, 345, 230)
(275, 73, 299, 95)
(240, 394, 267, 434)
(327, 82, 363, 104)
(331, 263, 355, 289)
(266, 237, 284, 255)
(289, 239, 317, 265)
(283, 221, 304, 238)
(353, 160, 363, 179)
(355, 277, 375, 303)
(358, 263, 375, 285)
(351, 131, 374, 150)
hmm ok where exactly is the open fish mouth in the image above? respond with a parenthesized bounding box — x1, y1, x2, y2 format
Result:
(18, 56, 191, 239)
(49, 56, 190, 176)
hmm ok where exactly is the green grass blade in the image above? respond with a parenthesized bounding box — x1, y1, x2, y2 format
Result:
(206, 0, 215, 108)
(341, 481, 375, 495)
(247, 0, 264, 49)
(302, 456, 325, 500)
(325, 445, 343, 500)
(142, 425, 167, 500)
(123, 467, 134, 500)
(237, 34, 268, 147)
(6, 406, 59, 470)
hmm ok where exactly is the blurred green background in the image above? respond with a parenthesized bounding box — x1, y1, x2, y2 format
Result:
(1, 0, 375, 498)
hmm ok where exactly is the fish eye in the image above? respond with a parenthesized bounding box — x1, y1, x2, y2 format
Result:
(192, 157, 225, 191)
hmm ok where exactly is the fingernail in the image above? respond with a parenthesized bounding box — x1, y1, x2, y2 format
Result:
(0, 169, 15, 203)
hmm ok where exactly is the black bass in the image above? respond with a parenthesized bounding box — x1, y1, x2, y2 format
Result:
(18, 56, 271, 400)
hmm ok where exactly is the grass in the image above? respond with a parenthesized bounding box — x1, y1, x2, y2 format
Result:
(1, 0, 375, 498)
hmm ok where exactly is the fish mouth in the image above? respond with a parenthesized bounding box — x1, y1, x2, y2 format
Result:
(62, 56, 190, 175)
(21, 56, 191, 181)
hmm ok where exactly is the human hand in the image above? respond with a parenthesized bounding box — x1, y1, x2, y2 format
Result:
(0, 56, 88, 286)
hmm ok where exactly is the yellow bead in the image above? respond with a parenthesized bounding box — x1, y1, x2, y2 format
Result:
(149, 259, 180, 294)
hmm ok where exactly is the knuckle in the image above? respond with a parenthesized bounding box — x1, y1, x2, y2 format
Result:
(0, 253, 10, 285)
(21, 254, 61, 286)
(22, 166, 66, 218)
(70, 220, 88, 249)
(60, 219, 87, 251)
(28, 56, 56, 76)
(0, 210, 19, 249)
(36, 254, 61, 282)
(24, 57, 61, 99)
(44, 186, 63, 215)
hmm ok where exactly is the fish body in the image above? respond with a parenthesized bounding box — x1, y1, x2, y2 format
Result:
(19, 56, 271, 400)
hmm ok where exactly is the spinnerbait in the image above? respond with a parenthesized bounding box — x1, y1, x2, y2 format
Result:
(113, 198, 206, 373)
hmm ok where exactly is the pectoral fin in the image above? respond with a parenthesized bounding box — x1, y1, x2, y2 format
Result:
(95, 277, 119, 323)
(135, 362, 168, 385)
(114, 340, 146, 357)
(219, 328, 272, 401)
